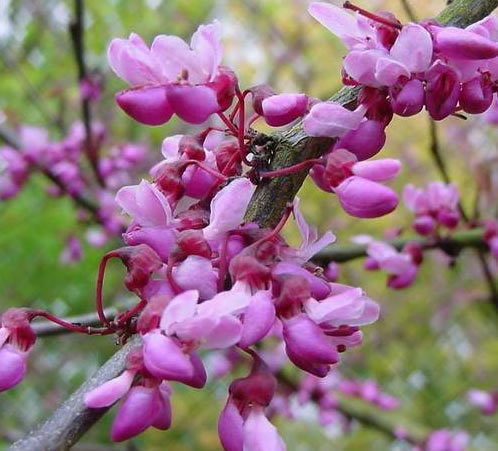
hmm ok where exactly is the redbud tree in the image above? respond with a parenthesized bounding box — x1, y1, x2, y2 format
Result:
(1, 0, 498, 450)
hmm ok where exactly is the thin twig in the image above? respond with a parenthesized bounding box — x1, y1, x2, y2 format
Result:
(399, 0, 418, 21)
(314, 227, 488, 263)
(0, 124, 100, 217)
(69, 0, 105, 187)
(32, 308, 118, 337)
(428, 119, 498, 309)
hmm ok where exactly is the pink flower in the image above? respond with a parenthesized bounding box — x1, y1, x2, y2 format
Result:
(202, 178, 255, 241)
(334, 119, 387, 160)
(116, 180, 173, 227)
(261, 93, 309, 127)
(335, 176, 398, 218)
(108, 23, 236, 125)
(303, 102, 366, 138)
(110, 385, 171, 441)
(467, 389, 498, 415)
(84, 370, 136, 408)
(0, 344, 28, 392)
(425, 61, 461, 120)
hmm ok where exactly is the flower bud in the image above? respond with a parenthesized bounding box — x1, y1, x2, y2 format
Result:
(116, 86, 173, 126)
(334, 176, 398, 218)
(434, 26, 498, 60)
(459, 75, 493, 114)
(262, 93, 309, 127)
(389, 78, 425, 117)
(335, 119, 386, 160)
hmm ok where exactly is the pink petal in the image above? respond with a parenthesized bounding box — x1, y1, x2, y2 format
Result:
(308, 2, 361, 48)
(351, 159, 401, 182)
(152, 384, 173, 430)
(218, 399, 244, 451)
(123, 226, 176, 262)
(435, 26, 498, 60)
(262, 93, 308, 127)
(151, 35, 202, 82)
(108, 34, 163, 86)
(142, 332, 194, 381)
(159, 289, 199, 333)
(283, 314, 338, 366)
(191, 22, 223, 82)
(0, 345, 27, 392)
(303, 288, 364, 325)
(173, 256, 218, 300)
(272, 262, 330, 300)
(335, 119, 386, 160)
(238, 291, 276, 348)
(375, 57, 410, 86)
(303, 102, 365, 138)
(166, 83, 219, 124)
(390, 78, 425, 117)
(111, 386, 161, 441)
(116, 85, 174, 126)
(203, 178, 255, 241)
(343, 49, 386, 87)
(243, 407, 286, 451)
(202, 315, 242, 349)
(84, 370, 135, 408)
(335, 176, 399, 218)
(116, 180, 172, 227)
(390, 24, 433, 73)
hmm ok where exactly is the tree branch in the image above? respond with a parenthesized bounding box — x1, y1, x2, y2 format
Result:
(313, 228, 488, 264)
(9, 336, 141, 451)
(32, 308, 118, 337)
(69, 0, 105, 187)
(11, 1, 498, 449)
(0, 124, 100, 217)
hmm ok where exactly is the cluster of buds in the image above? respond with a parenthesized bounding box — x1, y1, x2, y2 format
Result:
(403, 182, 460, 236)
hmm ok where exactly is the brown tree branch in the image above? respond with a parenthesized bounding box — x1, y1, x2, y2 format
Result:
(10, 0, 498, 449)
(313, 228, 488, 264)
(69, 0, 105, 187)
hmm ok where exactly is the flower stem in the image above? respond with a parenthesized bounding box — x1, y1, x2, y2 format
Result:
(259, 158, 324, 178)
(343, 1, 402, 29)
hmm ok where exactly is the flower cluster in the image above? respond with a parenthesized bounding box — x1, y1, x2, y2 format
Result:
(467, 388, 498, 415)
(404, 182, 460, 236)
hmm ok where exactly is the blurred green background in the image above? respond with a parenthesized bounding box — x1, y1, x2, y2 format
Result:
(1, 0, 498, 450)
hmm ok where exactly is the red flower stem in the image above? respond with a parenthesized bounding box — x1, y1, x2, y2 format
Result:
(96, 251, 119, 328)
(217, 112, 239, 136)
(115, 299, 147, 326)
(229, 102, 240, 122)
(181, 159, 228, 181)
(343, 1, 402, 29)
(32, 311, 113, 335)
(259, 158, 324, 178)
(236, 88, 252, 166)
(167, 257, 182, 294)
(217, 235, 229, 292)
(247, 113, 261, 128)
(222, 149, 242, 176)
(251, 203, 293, 248)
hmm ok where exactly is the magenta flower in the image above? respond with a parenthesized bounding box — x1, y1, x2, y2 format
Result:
(467, 388, 498, 415)
(0, 308, 36, 392)
(261, 93, 309, 127)
(303, 102, 366, 138)
(108, 23, 236, 125)
(403, 182, 460, 233)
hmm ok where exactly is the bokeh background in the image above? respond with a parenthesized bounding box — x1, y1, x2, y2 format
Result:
(1, 0, 498, 449)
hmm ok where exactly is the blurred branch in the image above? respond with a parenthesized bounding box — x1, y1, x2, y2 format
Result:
(0, 124, 99, 217)
(69, 0, 105, 187)
(277, 372, 428, 444)
(399, 0, 418, 21)
(32, 308, 118, 337)
(428, 120, 498, 309)
(11, 1, 498, 449)
(9, 336, 141, 451)
(314, 228, 488, 263)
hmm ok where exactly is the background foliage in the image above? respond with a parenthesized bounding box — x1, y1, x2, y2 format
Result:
(1, 0, 497, 449)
